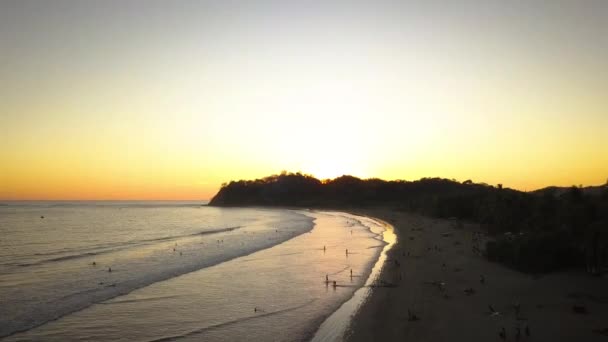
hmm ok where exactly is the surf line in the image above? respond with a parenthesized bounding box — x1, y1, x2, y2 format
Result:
(311, 216, 396, 342)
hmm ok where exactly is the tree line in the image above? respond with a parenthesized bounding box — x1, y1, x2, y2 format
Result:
(210, 172, 608, 274)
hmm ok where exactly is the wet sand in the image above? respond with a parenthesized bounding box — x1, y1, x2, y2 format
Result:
(312, 216, 395, 342)
(346, 209, 608, 342)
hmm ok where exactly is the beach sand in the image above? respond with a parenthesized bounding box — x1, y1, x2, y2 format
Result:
(346, 209, 608, 341)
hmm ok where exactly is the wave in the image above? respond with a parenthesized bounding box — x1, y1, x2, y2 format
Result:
(0, 216, 313, 340)
(98, 294, 185, 305)
(5, 226, 243, 269)
(147, 299, 316, 342)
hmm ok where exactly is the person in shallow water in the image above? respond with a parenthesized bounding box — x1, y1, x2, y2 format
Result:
(499, 327, 506, 340)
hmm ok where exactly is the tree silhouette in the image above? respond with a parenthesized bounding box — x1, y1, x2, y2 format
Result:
(210, 172, 608, 273)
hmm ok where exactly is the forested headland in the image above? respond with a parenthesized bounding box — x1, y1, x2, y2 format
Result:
(209, 172, 608, 274)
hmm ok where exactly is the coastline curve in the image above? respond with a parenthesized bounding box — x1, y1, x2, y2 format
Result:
(311, 216, 396, 342)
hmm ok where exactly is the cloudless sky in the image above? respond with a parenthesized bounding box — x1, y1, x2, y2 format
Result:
(1, 0, 607, 199)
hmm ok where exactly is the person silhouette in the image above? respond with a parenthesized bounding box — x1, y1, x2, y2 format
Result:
(499, 327, 506, 340)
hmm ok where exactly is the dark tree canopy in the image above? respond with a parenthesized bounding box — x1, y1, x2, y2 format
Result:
(210, 172, 608, 274)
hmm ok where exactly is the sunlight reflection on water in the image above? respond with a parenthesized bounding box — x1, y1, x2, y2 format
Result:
(3, 210, 386, 342)
(312, 217, 396, 342)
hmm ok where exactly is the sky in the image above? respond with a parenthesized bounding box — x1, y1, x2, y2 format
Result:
(1, 0, 607, 200)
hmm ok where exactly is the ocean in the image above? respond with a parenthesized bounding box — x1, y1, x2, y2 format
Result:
(0, 202, 390, 341)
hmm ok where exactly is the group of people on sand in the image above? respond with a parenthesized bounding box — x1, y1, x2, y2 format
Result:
(324, 269, 355, 289)
(381, 224, 536, 341)
(325, 274, 338, 288)
(321, 244, 356, 289)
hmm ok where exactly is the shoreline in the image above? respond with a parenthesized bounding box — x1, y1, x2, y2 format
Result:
(2, 207, 385, 341)
(344, 208, 608, 342)
(310, 214, 396, 341)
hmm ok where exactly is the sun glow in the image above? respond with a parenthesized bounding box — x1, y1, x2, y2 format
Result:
(1, 2, 607, 200)
(304, 156, 369, 181)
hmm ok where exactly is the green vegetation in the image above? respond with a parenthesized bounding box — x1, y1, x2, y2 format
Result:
(210, 172, 608, 274)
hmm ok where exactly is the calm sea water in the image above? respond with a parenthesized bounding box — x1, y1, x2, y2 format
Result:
(0, 202, 388, 341)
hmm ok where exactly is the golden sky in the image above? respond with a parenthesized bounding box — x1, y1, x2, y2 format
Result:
(1, 1, 607, 200)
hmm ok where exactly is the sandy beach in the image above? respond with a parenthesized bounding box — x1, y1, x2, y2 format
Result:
(346, 209, 608, 341)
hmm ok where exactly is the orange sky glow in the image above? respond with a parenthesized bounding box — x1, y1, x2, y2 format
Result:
(1, 1, 607, 200)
